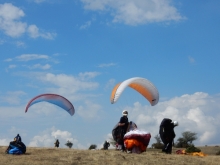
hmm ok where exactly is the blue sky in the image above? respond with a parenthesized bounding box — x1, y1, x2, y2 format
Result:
(0, 0, 220, 149)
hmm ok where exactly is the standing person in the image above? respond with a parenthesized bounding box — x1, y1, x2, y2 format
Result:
(159, 118, 178, 154)
(117, 110, 129, 152)
(54, 139, 60, 148)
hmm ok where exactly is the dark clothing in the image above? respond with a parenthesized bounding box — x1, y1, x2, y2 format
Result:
(159, 118, 176, 154)
(15, 134, 22, 143)
(112, 123, 120, 142)
(103, 141, 110, 150)
(118, 116, 129, 151)
(54, 140, 60, 148)
(119, 116, 129, 132)
(6, 141, 26, 154)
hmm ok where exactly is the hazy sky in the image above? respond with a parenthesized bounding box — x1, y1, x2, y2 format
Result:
(0, 0, 220, 149)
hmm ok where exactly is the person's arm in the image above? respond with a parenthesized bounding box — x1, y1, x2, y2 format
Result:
(126, 122, 130, 132)
(118, 123, 126, 126)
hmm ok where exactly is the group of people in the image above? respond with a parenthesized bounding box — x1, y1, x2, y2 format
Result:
(5, 111, 178, 155)
(114, 110, 178, 154)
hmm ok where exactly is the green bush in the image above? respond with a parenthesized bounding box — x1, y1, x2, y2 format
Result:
(151, 143, 163, 149)
(88, 144, 97, 150)
(185, 145, 201, 153)
(65, 140, 73, 149)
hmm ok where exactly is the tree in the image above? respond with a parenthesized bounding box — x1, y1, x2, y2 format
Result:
(65, 140, 73, 149)
(151, 134, 163, 149)
(175, 131, 197, 148)
(154, 134, 162, 144)
(88, 144, 97, 150)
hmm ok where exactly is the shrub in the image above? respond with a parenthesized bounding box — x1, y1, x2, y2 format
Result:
(185, 145, 201, 153)
(216, 150, 220, 155)
(151, 143, 163, 149)
(175, 131, 197, 148)
(65, 140, 73, 149)
(88, 144, 97, 150)
(151, 134, 163, 149)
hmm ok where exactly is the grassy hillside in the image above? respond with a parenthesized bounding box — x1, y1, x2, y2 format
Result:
(1, 146, 220, 165)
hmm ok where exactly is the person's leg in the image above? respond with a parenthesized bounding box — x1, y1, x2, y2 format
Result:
(163, 142, 168, 152)
(160, 134, 167, 152)
(122, 132, 128, 152)
(121, 141, 126, 151)
(117, 138, 124, 151)
(166, 139, 173, 154)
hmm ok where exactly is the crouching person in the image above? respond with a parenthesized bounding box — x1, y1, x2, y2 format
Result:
(5, 136, 26, 154)
(103, 141, 110, 150)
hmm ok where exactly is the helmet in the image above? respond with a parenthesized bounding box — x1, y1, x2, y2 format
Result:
(173, 121, 178, 126)
(122, 110, 128, 116)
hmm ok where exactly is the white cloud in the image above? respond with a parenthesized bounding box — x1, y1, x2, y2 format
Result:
(0, 91, 26, 105)
(1, 89, 220, 148)
(9, 71, 101, 104)
(15, 54, 49, 61)
(98, 63, 117, 68)
(16, 41, 26, 47)
(28, 64, 51, 70)
(34, 0, 47, 3)
(36, 72, 99, 93)
(8, 64, 16, 69)
(28, 127, 84, 148)
(0, 3, 56, 39)
(105, 78, 116, 90)
(0, 105, 26, 119)
(78, 72, 100, 80)
(27, 24, 56, 39)
(27, 25, 39, 38)
(80, 21, 92, 30)
(4, 58, 12, 62)
(188, 56, 195, 63)
(80, 0, 185, 25)
(0, 3, 26, 37)
(77, 100, 102, 119)
(124, 92, 220, 146)
(26, 102, 58, 116)
(0, 138, 10, 146)
(50, 129, 74, 143)
(0, 39, 5, 44)
(16, 72, 101, 103)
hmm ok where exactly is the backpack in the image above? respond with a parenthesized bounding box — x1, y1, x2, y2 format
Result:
(159, 118, 172, 134)
(112, 123, 120, 142)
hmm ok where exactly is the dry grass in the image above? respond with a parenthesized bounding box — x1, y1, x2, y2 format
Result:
(1, 146, 220, 165)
